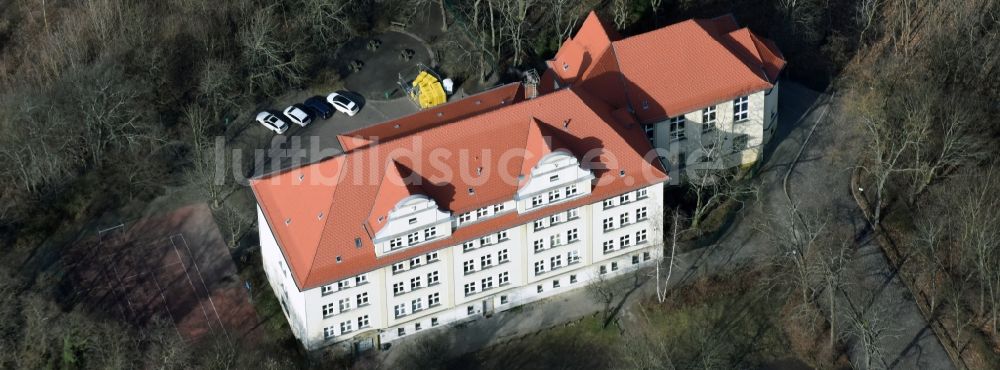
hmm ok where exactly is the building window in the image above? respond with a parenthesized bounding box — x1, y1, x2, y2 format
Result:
(670, 116, 686, 140)
(357, 315, 370, 329)
(412, 298, 423, 312)
(643, 252, 651, 261)
(599, 265, 608, 274)
(637, 188, 647, 199)
(551, 255, 563, 269)
(390, 238, 403, 250)
(324, 326, 336, 339)
(734, 96, 750, 122)
(467, 306, 475, 315)
(498, 230, 508, 240)
(398, 328, 406, 336)
(392, 262, 405, 274)
(702, 106, 717, 133)
(603, 240, 615, 253)
(357, 292, 369, 306)
(493, 203, 505, 213)
(464, 282, 477, 296)
(393, 282, 405, 295)
(568, 250, 580, 264)
(339, 298, 351, 312)
(534, 239, 544, 252)
(428, 292, 440, 306)
(394, 304, 406, 318)
(499, 271, 509, 285)
(620, 193, 631, 203)
(410, 257, 422, 268)
(338, 280, 349, 290)
(553, 279, 561, 288)
(534, 261, 545, 275)
(567, 228, 579, 242)
(534, 219, 545, 231)
(411, 276, 422, 289)
(407, 232, 419, 244)
(501, 295, 509, 304)
(537, 285, 544, 293)
(458, 212, 472, 223)
(570, 274, 578, 284)
(636, 207, 648, 221)
(340, 320, 353, 333)
(733, 134, 749, 151)
(322, 303, 336, 318)
(644, 124, 655, 143)
(463, 241, 475, 252)
(477, 207, 488, 218)
(550, 234, 562, 247)
(568, 208, 579, 219)
(424, 228, 437, 239)
(427, 252, 439, 261)
(549, 174, 560, 182)
(603, 218, 614, 231)
(632, 255, 641, 265)
(498, 249, 509, 262)
(321, 284, 336, 296)
(482, 276, 494, 290)
(463, 260, 476, 274)
(479, 235, 493, 246)
(603, 199, 614, 209)
(550, 213, 562, 224)
(415, 323, 422, 331)
(637, 229, 648, 244)
(611, 262, 619, 271)
(427, 271, 439, 285)
(531, 195, 543, 207)
(432, 317, 439, 326)
(548, 190, 562, 202)
(481, 254, 493, 267)
(355, 274, 368, 285)
(620, 235, 632, 247)
(565, 184, 578, 196)
(620, 213, 630, 225)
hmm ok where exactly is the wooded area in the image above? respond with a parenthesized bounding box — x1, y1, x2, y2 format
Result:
(0, 0, 996, 368)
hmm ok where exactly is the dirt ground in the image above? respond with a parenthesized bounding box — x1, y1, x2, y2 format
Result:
(64, 203, 260, 344)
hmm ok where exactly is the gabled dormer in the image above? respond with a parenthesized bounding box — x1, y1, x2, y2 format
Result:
(368, 161, 452, 256)
(516, 118, 594, 213)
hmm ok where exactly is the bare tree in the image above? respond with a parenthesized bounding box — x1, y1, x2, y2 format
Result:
(855, 83, 919, 226)
(759, 202, 826, 307)
(238, 8, 307, 96)
(955, 168, 1000, 335)
(907, 94, 985, 201)
(611, 0, 631, 30)
(816, 235, 853, 351)
(494, 0, 538, 67)
(841, 293, 897, 370)
(215, 201, 254, 249)
(654, 210, 680, 303)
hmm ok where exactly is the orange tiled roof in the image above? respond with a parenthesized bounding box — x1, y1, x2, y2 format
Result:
(337, 83, 523, 151)
(547, 12, 785, 123)
(251, 87, 668, 290)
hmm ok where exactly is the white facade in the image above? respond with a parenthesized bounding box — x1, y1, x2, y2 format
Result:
(648, 82, 780, 184)
(259, 152, 666, 351)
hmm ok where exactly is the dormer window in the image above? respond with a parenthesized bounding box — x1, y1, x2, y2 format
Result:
(407, 232, 419, 244)
(549, 175, 559, 182)
(408, 218, 417, 225)
(531, 195, 544, 207)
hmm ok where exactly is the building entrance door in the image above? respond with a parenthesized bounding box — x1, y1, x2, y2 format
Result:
(482, 298, 495, 317)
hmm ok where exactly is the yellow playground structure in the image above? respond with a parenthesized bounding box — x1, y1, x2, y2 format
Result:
(401, 65, 447, 109)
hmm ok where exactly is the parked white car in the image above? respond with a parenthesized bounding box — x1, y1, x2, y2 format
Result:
(283, 104, 313, 127)
(326, 91, 361, 116)
(256, 111, 289, 134)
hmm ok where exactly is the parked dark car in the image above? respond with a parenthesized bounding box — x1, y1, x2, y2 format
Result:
(304, 96, 334, 120)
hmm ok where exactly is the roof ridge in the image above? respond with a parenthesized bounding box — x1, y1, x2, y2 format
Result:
(306, 158, 350, 287)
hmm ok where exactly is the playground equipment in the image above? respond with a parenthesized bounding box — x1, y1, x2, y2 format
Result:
(400, 64, 447, 109)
